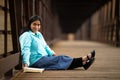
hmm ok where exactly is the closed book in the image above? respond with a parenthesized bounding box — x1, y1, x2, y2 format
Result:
(23, 67, 44, 73)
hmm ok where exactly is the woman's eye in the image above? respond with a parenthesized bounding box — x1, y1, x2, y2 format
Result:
(33, 23, 37, 26)
(33, 23, 40, 26)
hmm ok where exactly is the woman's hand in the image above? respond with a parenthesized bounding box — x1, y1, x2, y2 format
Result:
(52, 53, 57, 56)
(22, 64, 28, 68)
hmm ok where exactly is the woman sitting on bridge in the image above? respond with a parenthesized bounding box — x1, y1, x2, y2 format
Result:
(19, 15, 95, 70)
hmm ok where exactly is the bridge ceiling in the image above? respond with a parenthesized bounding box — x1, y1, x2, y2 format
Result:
(51, 0, 110, 33)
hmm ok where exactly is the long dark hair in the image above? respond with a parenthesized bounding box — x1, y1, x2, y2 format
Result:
(20, 15, 42, 35)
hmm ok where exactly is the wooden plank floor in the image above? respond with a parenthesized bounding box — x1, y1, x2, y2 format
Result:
(11, 40, 120, 80)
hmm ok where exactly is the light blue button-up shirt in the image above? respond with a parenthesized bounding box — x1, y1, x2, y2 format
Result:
(19, 31, 54, 66)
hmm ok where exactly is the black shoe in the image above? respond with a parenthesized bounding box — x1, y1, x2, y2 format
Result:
(91, 50, 95, 58)
(83, 57, 95, 70)
(87, 50, 95, 60)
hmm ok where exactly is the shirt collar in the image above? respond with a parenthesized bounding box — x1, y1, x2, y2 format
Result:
(29, 30, 39, 36)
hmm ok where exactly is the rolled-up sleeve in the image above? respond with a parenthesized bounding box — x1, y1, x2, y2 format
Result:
(19, 33, 32, 66)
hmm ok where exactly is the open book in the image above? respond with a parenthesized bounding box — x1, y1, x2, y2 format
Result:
(23, 67, 44, 73)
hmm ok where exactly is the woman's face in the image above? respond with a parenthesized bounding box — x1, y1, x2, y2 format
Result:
(30, 20, 41, 33)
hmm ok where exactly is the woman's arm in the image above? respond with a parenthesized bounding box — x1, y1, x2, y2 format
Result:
(19, 32, 32, 67)
(40, 32, 56, 56)
(45, 45, 56, 56)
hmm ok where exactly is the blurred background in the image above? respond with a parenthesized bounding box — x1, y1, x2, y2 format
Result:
(0, 0, 119, 79)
